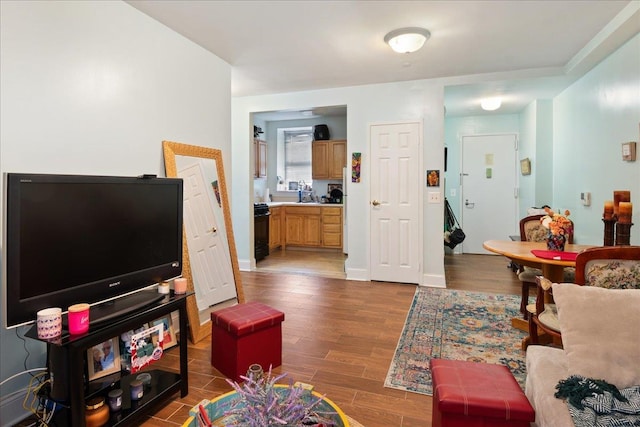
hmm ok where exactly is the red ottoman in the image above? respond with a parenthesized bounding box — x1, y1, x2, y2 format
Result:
(211, 302, 284, 382)
(430, 359, 535, 427)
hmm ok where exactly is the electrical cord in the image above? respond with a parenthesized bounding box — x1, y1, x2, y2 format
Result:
(0, 368, 47, 387)
(15, 327, 32, 373)
(22, 373, 54, 427)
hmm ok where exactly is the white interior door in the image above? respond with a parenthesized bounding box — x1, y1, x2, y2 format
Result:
(461, 134, 518, 254)
(370, 122, 422, 284)
(179, 162, 237, 310)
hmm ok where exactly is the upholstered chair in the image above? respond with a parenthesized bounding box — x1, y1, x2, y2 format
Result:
(517, 215, 575, 318)
(528, 245, 640, 346)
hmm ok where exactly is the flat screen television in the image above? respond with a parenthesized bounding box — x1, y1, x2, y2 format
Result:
(3, 173, 184, 329)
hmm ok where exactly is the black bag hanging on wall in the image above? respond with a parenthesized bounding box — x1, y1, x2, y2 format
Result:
(313, 124, 330, 140)
(444, 199, 466, 249)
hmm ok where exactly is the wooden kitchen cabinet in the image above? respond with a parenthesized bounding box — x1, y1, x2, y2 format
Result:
(269, 206, 282, 250)
(282, 205, 342, 249)
(312, 139, 346, 180)
(254, 138, 267, 178)
(321, 207, 343, 249)
(284, 206, 321, 247)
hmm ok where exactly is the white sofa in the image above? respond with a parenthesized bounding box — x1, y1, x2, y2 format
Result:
(524, 283, 640, 427)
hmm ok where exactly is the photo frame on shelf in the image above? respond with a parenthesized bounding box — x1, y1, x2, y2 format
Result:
(520, 158, 531, 175)
(152, 316, 178, 349)
(87, 337, 121, 381)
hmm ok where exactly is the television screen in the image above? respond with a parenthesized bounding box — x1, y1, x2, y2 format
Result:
(3, 173, 183, 329)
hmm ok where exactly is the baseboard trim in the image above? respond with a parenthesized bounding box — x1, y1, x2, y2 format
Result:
(238, 258, 252, 271)
(421, 273, 446, 288)
(345, 268, 368, 281)
(0, 391, 31, 427)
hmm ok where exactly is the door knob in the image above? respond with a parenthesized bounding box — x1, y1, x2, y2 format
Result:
(372, 200, 380, 206)
(211, 227, 217, 233)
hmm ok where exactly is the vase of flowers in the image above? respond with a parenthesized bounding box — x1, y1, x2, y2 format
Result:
(541, 208, 573, 251)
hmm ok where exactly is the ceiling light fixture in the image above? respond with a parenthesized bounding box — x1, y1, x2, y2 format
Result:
(384, 27, 431, 54)
(481, 97, 502, 111)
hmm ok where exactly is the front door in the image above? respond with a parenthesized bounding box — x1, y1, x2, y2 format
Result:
(461, 134, 518, 254)
(370, 122, 422, 284)
(179, 162, 237, 310)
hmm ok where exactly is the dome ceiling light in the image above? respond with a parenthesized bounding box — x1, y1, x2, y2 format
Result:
(481, 97, 502, 111)
(384, 27, 431, 54)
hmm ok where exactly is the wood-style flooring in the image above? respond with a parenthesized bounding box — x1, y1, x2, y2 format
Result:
(17, 253, 524, 426)
(139, 252, 523, 427)
(256, 247, 347, 279)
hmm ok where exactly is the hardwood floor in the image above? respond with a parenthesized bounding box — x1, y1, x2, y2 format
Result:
(256, 247, 347, 279)
(17, 253, 524, 426)
(135, 253, 524, 427)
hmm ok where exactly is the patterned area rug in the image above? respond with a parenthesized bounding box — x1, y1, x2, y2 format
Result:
(384, 287, 527, 396)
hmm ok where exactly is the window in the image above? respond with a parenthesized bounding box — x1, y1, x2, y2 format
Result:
(277, 127, 312, 190)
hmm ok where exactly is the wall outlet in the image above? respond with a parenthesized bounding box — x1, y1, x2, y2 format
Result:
(428, 192, 441, 203)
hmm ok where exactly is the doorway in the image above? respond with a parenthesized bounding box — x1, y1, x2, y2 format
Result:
(460, 133, 518, 254)
(251, 106, 348, 279)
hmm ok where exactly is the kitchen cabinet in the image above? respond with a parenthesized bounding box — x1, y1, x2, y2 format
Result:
(284, 206, 321, 247)
(281, 205, 342, 249)
(269, 206, 283, 250)
(321, 207, 343, 249)
(254, 138, 267, 178)
(312, 139, 346, 180)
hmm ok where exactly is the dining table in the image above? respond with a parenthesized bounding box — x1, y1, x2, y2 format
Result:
(482, 239, 595, 335)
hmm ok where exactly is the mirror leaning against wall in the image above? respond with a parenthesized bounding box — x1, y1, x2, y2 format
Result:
(162, 140, 244, 344)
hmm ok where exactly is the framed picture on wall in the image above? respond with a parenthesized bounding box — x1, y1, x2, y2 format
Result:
(427, 170, 440, 187)
(87, 337, 121, 381)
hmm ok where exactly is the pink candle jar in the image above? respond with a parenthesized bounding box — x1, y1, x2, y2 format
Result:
(67, 303, 90, 335)
(174, 278, 187, 294)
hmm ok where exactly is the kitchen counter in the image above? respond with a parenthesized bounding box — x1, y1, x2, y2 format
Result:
(267, 202, 343, 207)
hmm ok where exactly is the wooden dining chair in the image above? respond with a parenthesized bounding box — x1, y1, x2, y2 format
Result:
(517, 215, 575, 318)
(528, 245, 640, 346)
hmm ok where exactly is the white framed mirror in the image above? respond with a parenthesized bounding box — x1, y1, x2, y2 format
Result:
(162, 140, 244, 343)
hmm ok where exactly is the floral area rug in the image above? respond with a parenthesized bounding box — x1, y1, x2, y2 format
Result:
(384, 287, 527, 396)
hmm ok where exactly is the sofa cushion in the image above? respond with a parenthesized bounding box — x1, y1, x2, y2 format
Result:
(553, 283, 640, 389)
(525, 346, 572, 427)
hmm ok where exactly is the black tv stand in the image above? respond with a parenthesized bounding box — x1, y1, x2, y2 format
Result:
(89, 290, 166, 327)
(26, 291, 191, 426)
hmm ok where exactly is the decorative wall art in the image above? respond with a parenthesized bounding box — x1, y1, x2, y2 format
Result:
(352, 152, 361, 183)
(426, 170, 440, 187)
(520, 158, 531, 175)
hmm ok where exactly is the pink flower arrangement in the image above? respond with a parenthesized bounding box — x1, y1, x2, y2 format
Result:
(541, 207, 573, 236)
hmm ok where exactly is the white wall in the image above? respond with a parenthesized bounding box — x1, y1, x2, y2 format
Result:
(443, 114, 521, 223)
(0, 1, 231, 423)
(553, 33, 640, 245)
(233, 82, 446, 285)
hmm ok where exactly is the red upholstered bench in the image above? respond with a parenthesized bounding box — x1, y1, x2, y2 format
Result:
(430, 359, 535, 427)
(211, 302, 285, 382)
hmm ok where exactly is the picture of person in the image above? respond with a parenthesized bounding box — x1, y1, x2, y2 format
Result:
(427, 170, 440, 187)
(92, 348, 104, 373)
(87, 336, 121, 381)
(101, 340, 115, 370)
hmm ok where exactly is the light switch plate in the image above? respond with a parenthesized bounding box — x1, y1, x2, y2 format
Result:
(428, 192, 441, 203)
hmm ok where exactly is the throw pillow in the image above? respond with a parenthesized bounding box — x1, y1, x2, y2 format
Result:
(553, 282, 640, 389)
